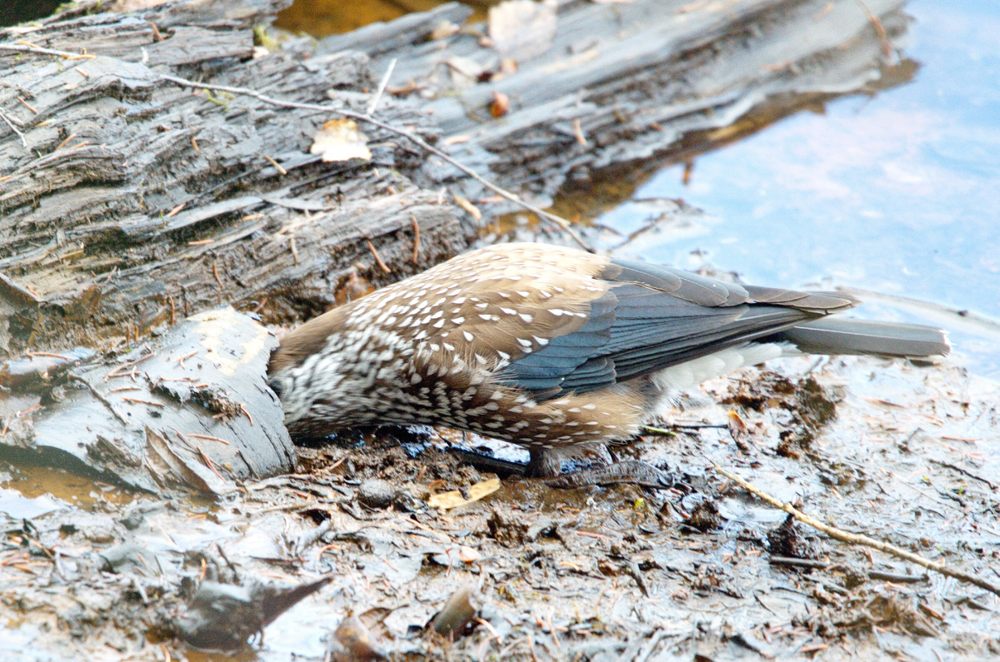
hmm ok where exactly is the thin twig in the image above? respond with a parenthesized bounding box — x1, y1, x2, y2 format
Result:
(367, 58, 397, 115)
(928, 458, 997, 491)
(54, 133, 77, 151)
(105, 351, 156, 380)
(239, 404, 254, 426)
(121, 397, 164, 407)
(16, 97, 38, 114)
(26, 351, 74, 360)
(107, 386, 141, 393)
(212, 259, 224, 288)
(187, 433, 230, 445)
(157, 73, 592, 251)
(69, 374, 129, 425)
(367, 240, 391, 273)
(770, 556, 928, 583)
(711, 461, 1000, 597)
(175, 350, 197, 368)
(263, 154, 287, 175)
(854, 0, 893, 59)
(0, 109, 27, 148)
(196, 446, 225, 480)
(0, 44, 96, 60)
(641, 425, 678, 437)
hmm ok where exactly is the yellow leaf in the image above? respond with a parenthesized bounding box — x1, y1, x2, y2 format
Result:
(428, 477, 500, 510)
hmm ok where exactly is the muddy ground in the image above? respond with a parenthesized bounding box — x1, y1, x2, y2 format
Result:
(2, 339, 999, 661)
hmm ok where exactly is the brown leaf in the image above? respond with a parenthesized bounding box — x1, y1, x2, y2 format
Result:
(488, 91, 510, 118)
(427, 477, 500, 510)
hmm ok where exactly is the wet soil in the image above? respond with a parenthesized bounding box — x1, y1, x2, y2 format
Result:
(3, 353, 998, 661)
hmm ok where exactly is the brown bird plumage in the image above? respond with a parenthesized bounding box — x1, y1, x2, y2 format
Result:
(267, 242, 948, 476)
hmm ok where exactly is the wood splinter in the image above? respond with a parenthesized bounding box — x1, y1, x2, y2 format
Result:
(411, 216, 421, 264)
(211, 259, 224, 289)
(367, 240, 391, 273)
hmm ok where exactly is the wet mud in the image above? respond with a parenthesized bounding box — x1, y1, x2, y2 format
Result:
(2, 353, 998, 661)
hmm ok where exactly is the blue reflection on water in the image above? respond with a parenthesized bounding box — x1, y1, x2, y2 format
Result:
(599, 0, 1000, 377)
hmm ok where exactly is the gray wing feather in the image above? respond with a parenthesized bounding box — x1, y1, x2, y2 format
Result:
(499, 258, 860, 397)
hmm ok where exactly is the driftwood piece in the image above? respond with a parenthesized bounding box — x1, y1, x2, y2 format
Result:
(0, 0, 465, 356)
(319, 0, 909, 204)
(2, 307, 291, 494)
(0, 0, 466, 490)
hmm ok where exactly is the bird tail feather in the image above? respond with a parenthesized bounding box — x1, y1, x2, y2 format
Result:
(775, 318, 950, 358)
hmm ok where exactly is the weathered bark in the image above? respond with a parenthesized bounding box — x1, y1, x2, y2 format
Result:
(0, 0, 467, 490)
(3, 307, 293, 493)
(0, 0, 466, 357)
(319, 0, 910, 205)
(0, 0, 912, 349)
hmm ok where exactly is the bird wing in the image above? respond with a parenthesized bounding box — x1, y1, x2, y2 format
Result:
(496, 255, 856, 398)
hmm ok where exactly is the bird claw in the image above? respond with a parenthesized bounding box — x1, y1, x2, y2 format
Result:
(544, 459, 678, 489)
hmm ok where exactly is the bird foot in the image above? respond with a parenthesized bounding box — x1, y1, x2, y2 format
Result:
(544, 459, 678, 489)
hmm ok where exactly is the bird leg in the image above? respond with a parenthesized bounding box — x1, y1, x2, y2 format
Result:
(526, 447, 569, 478)
(545, 460, 678, 490)
(526, 443, 677, 489)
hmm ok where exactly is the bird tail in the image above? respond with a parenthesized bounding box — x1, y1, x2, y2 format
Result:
(774, 318, 950, 359)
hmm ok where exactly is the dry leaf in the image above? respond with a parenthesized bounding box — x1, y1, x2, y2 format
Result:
(310, 119, 371, 162)
(457, 546, 481, 563)
(488, 91, 510, 118)
(445, 56, 485, 87)
(728, 410, 748, 433)
(489, 0, 557, 61)
(427, 477, 500, 510)
(334, 271, 374, 306)
(428, 490, 467, 510)
(469, 477, 500, 501)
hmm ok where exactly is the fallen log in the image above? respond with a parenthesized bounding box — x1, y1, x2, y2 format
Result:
(320, 0, 911, 205)
(0, 0, 911, 491)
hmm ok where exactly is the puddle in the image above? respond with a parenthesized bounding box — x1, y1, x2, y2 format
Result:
(0, 463, 135, 510)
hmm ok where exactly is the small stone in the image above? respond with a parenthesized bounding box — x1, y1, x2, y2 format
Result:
(357, 478, 396, 509)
